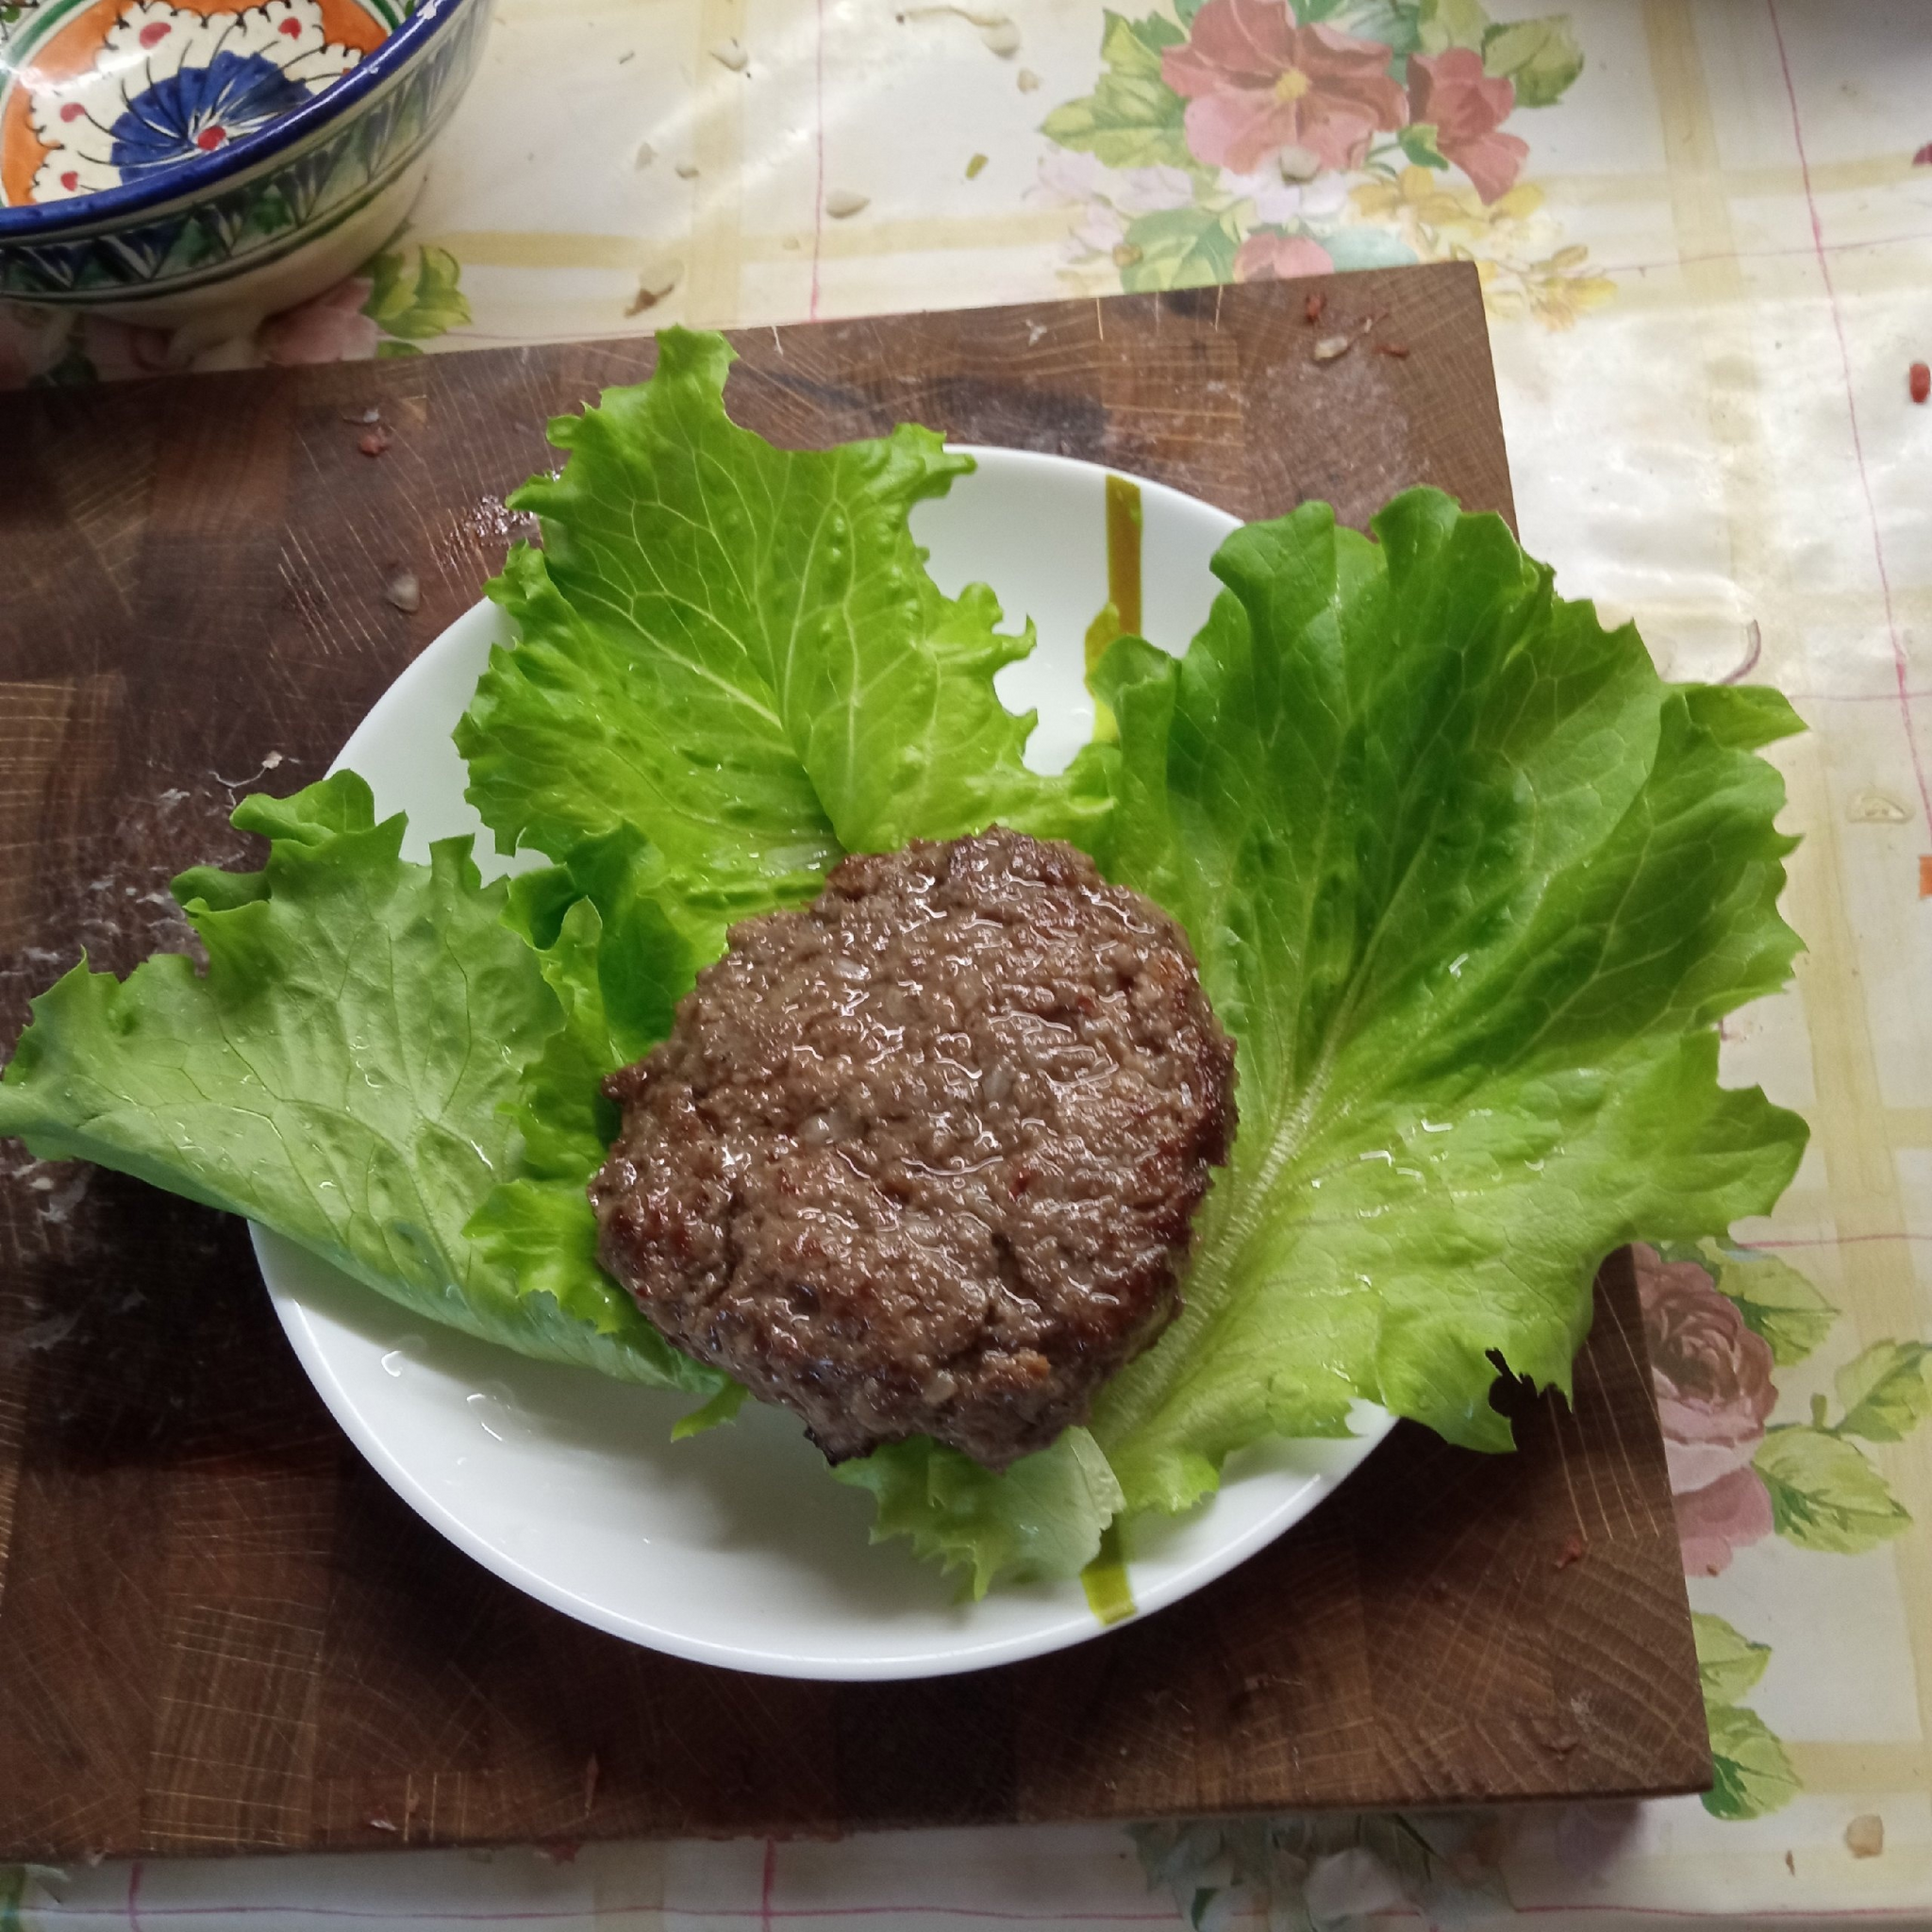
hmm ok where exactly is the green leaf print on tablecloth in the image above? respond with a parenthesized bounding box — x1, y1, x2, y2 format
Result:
(360, 243, 472, 356)
(1694, 1613, 1798, 1821)
(1706, 1707, 1804, 1823)
(1041, 12, 1191, 172)
(1479, 16, 1583, 104)
(1756, 1427, 1910, 1553)
(1119, 204, 1241, 288)
(1398, 121, 1452, 170)
(1743, 1324, 1924, 1560)
(1302, 0, 1421, 58)
(1035, 0, 1615, 325)
(1692, 1609, 1770, 1706)
(1417, 0, 1490, 51)
(1834, 1340, 1932, 1441)
(1696, 1239, 1836, 1365)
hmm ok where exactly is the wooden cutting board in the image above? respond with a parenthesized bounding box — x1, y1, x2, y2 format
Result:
(0, 264, 1709, 1859)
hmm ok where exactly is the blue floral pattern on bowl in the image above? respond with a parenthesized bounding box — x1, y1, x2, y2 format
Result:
(0, 0, 488, 320)
(101, 49, 318, 179)
(19, 3, 373, 201)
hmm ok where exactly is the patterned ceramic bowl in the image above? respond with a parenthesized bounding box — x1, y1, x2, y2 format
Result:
(0, 0, 491, 336)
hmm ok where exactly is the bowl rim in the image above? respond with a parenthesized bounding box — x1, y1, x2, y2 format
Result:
(0, 0, 481, 241)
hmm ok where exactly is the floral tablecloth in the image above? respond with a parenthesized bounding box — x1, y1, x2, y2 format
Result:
(8, 0, 1932, 1924)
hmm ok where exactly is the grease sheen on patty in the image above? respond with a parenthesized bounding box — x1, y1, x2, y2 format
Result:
(590, 828, 1237, 1471)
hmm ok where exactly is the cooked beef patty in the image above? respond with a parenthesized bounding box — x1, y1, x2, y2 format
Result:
(589, 828, 1237, 1471)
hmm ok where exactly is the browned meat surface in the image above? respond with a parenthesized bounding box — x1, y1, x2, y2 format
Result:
(590, 828, 1237, 1471)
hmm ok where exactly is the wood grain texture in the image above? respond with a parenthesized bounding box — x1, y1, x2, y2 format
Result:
(0, 265, 1709, 1858)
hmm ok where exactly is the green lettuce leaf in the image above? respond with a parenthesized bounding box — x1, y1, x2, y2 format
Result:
(461, 828, 712, 1363)
(831, 1429, 1125, 1596)
(1087, 492, 1807, 1511)
(454, 325, 1107, 899)
(0, 774, 713, 1391)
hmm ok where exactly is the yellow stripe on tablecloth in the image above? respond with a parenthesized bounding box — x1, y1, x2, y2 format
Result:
(1787, 1741, 1932, 1792)
(749, 208, 1081, 261)
(1486, 151, 1927, 209)
(424, 232, 664, 272)
(1594, 589, 1932, 634)
(1599, 246, 1932, 308)
(422, 208, 1080, 275)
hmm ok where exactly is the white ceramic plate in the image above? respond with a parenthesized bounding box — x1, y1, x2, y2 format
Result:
(255, 445, 1393, 1680)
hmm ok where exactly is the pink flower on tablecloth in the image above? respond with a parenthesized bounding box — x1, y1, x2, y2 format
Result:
(1407, 48, 1528, 204)
(1234, 231, 1333, 281)
(258, 277, 380, 365)
(1633, 1242, 1777, 1576)
(1161, 0, 1407, 176)
(1674, 1463, 1775, 1577)
(79, 315, 173, 380)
